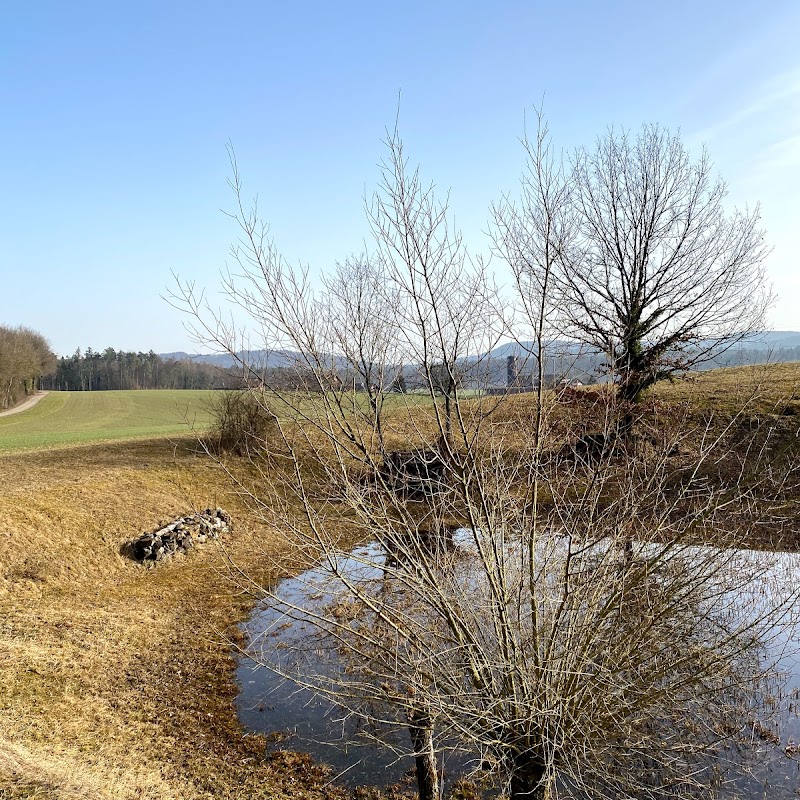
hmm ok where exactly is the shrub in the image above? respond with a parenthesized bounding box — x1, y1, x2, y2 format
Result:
(207, 390, 277, 456)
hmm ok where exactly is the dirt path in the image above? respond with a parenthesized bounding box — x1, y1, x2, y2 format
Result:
(0, 391, 48, 418)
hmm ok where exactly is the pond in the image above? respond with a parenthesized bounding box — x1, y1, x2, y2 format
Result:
(238, 541, 438, 786)
(235, 534, 800, 797)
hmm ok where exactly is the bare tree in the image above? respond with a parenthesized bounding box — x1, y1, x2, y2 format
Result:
(565, 124, 771, 407)
(174, 127, 800, 800)
(365, 127, 505, 449)
(501, 122, 772, 437)
(0, 324, 56, 409)
(491, 109, 579, 455)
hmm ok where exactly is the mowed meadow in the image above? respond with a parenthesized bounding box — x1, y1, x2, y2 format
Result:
(0, 390, 216, 452)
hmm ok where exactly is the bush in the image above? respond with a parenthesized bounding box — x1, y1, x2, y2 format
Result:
(207, 390, 277, 456)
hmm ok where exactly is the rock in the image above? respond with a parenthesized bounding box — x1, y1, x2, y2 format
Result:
(128, 508, 231, 564)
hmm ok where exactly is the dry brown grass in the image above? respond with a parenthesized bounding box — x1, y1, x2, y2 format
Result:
(482, 361, 800, 423)
(0, 438, 345, 800)
(2, 364, 798, 800)
(653, 361, 800, 416)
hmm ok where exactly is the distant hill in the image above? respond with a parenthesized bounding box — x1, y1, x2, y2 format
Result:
(485, 332, 800, 380)
(487, 332, 800, 358)
(160, 331, 800, 389)
(736, 331, 800, 349)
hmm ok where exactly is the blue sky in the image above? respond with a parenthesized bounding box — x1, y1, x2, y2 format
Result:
(1, 1, 798, 355)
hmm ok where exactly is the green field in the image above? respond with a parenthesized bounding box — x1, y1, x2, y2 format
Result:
(0, 390, 216, 452)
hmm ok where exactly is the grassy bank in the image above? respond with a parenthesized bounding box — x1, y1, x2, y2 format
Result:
(652, 360, 800, 415)
(0, 391, 216, 453)
(0, 436, 344, 800)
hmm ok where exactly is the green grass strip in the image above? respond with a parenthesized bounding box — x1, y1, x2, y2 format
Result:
(0, 390, 216, 452)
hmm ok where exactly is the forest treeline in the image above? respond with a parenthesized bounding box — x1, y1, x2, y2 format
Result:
(0, 325, 57, 409)
(40, 348, 246, 391)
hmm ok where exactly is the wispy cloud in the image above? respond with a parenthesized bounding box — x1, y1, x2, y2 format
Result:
(686, 62, 800, 331)
(754, 133, 800, 173)
(687, 67, 800, 149)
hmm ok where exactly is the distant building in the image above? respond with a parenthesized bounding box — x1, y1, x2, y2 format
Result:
(507, 355, 519, 386)
(502, 355, 534, 394)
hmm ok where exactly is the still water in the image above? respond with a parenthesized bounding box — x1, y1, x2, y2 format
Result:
(236, 535, 800, 796)
(236, 541, 434, 785)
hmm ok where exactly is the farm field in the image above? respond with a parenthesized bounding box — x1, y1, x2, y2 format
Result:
(652, 360, 800, 414)
(0, 390, 216, 452)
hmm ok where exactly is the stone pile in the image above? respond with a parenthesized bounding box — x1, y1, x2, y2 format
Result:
(131, 508, 231, 563)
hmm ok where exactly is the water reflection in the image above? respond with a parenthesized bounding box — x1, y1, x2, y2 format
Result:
(237, 542, 418, 785)
(236, 536, 800, 796)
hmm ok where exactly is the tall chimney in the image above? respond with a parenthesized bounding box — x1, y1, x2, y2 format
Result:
(507, 355, 519, 387)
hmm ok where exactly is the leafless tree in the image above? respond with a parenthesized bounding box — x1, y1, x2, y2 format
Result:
(0, 324, 56, 409)
(323, 254, 398, 419)
(174, 129, 507, 800)
(491, 109, 580, 452)
(500, 121, 772, 437)
(365, 127, 505, 448)
(173, 127, 799, 800)
(568, 124, 771, 405)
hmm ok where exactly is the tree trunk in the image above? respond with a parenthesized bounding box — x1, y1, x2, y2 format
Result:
(409, 709, 439, 800)
(509, 750, 548, 800)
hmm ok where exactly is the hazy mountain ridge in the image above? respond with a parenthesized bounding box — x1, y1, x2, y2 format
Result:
(159, 350, 299, 369)
(162, 332, 800, 383)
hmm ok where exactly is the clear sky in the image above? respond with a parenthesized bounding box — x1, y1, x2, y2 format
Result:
(1, 1, 798, 355)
